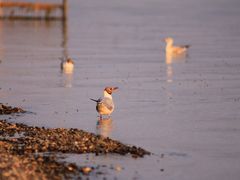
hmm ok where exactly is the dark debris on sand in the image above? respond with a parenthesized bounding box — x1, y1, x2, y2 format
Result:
(0, 141, 87, 179)
(0, 121, 149, 157)
(0, 104, 150, 179)
(0, 103, 25, 115)
(0, 120, 150, 158)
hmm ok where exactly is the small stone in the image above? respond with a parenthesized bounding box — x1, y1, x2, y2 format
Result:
(81, 166, 92, 175)
(114, 165, 123, 172)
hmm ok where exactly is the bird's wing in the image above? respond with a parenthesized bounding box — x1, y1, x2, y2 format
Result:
(172, 46, 188, 54)
(101, 97, 114, 111)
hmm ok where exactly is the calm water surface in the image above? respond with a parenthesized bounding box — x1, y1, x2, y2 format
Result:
(1, 0, 240, 179)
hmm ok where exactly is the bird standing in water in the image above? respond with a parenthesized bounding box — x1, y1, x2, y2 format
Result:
(90, 87, 118, 119)
(165, 37, 190, 56)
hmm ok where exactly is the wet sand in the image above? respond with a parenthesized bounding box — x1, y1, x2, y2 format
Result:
(0, 105, 149, 179)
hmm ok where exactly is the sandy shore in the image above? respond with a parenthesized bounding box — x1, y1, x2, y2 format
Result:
(0, 104, 150, 179)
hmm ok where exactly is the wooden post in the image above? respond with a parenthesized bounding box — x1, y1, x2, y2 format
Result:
(62, 0, 67, 21)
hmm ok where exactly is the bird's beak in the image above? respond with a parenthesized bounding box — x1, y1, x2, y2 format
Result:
(113, 87, 119, 91)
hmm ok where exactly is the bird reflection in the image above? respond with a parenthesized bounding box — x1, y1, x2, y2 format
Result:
(166, 63, 173, 83)
(165, 52, 187, 65)
(60, 73, 73, 88)
(96, 117, 113, 138)
(165, 53, 187, 83)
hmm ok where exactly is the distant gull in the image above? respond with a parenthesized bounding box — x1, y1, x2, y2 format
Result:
(165, 37, 190, 56)
(90, 87, 118, 119)
(60, 57, 74, 74)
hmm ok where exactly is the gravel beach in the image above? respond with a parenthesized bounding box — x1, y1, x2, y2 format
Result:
(0, 104, 150, 179)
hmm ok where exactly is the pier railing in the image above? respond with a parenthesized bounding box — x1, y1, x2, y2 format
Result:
(0, 0, 68, 20)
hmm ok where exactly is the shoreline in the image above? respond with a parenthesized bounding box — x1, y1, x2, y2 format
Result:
(0, 104, 150, 179)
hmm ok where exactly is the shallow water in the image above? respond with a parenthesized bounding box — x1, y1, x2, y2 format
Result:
(1, 0, 240, 179)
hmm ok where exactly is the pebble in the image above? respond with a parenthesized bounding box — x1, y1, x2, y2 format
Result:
(81, 166, 92, 175)
(114, 165, 123, 172)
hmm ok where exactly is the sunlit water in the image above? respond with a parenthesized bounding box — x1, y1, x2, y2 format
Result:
(1, 0, 240, 179)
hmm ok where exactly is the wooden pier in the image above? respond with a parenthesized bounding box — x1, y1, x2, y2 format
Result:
(0, 0, 68, 20)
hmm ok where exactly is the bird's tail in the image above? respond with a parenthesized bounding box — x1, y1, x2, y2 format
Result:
(90, 98, 99, 102)
(184, 45, 190, 49)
